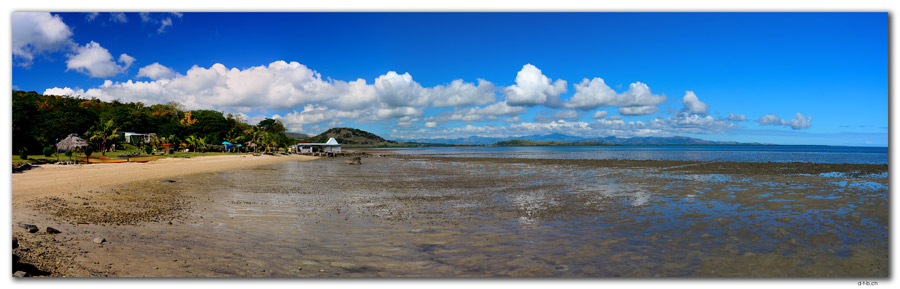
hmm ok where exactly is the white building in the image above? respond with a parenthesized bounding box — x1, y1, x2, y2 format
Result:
(294, 137, 342, 154)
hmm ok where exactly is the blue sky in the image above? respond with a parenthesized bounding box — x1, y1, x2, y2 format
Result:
(12, 12, 888, 146)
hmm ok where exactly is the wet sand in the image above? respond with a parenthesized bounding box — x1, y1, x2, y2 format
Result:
(11, 154, 889, 277)
(11, 154, 318, 276)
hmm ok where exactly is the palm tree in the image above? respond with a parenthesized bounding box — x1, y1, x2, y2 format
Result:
(246, 128, 262, 153)
(197, 137, 206, 153)
(185, 135, 199, 152)
(88, 119, 119, 156)
(148, 134, 160, 154)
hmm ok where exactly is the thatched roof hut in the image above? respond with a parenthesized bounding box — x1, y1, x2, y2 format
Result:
(56, 133, 88, 150)
(56, 133, 89, 164)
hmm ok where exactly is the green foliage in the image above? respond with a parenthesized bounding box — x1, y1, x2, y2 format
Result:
(145, 145, 153, 155)
(18, 147, 28, 160)
(84, 147, 93, 157)
(43, 146, 54, 157)
(65, 150, 73, 157)
(12, 90, 302, 156)
(88, 119, 120, 156)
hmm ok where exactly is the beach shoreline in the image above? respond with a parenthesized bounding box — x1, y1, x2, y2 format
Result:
(10, 154, 889, 277)
(11, 154, 318, 206)
(11, 153, 320, 277)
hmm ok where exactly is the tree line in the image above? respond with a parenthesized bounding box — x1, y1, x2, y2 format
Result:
(12, 90, 297, 156)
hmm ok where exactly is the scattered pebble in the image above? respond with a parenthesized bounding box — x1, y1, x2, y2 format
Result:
(92, 237, 106, 244)
(46, 227, 62, 234)
(13, 271, 30, 278)
(19, 223, 39, 233)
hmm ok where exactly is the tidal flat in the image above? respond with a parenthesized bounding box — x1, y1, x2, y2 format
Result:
(14, 155, 888, 277)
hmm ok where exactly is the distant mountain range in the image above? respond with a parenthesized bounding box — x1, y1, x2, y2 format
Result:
(399, 133, 750, 146)
(293, 128, 757, 147)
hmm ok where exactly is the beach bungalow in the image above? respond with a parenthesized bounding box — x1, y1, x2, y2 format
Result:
(294, 137, 342, 155)
(118, 132, 156, 143)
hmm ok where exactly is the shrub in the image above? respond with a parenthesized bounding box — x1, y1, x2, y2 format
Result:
(145, 146, 153, 155)
(18, 147, 28, 160)
(43, 146, 54, 157)
(84, 147, 93, 157)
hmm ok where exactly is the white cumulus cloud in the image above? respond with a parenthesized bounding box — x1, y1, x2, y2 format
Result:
(553, 110, 580, 120)
(567, 78, 666, 115)
(504, 64, 567, 106)
(374, 71, 428, 108)
(118, 54, 136, 70)
(12, 12, 74, 67)
(66, 41, 134, 78)
(592, 110, 609, 119)
(43, 87, 84, 97)
(619, 105, 659, 116)
(757, 113, 812, 130)
(137, 63, 177, 80)
(426, 101, 527, 124)
(786, 113, 812, 130)
(727, 112, 748, 121)
(681, 91, 709, 115)
(428, 79, 497, 107)
(276, 104, 361, 132)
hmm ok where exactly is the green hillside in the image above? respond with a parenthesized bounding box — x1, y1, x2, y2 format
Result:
(303, 127, 399, 147)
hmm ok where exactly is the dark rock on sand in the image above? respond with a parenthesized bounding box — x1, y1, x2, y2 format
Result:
(19, 224, 39, 233)
(14, 253, 20, 264)
(160, 180, 177, 183)
(12, 163, 33, 173)
(13, 236, 18, 249)
(46, 227, 61, 234)
(92, 237, 106, 244)
(346, 157, 362, 165)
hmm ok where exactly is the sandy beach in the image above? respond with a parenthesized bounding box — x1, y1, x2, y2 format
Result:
(11, 154, 320, 276)
(12, 154, 318, 206)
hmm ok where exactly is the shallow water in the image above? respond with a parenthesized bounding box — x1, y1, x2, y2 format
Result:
(384, 145, 888, 164)
(58, 154, 887, 277)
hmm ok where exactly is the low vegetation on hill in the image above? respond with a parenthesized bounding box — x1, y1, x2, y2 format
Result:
(302, 127, 401, 147)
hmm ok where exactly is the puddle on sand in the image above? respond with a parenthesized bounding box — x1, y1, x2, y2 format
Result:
(66, 156, 888, 277)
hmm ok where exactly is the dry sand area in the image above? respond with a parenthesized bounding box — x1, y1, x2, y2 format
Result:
(12, 154, 317, 206)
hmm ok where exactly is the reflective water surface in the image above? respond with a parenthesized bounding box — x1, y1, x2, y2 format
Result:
(83, 155, 887, 277)
(384, 145, 889, 164)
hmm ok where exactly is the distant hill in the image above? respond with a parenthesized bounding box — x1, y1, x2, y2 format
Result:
(303, 127, 400, 147)
(305, 129, 750, 147)
(494, 139, 612, 147)
(402, 133, 747, 146)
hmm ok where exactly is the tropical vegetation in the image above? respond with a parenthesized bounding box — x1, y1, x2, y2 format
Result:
(12, 90, 298, 160)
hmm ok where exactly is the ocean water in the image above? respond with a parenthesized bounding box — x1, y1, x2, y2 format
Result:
(382, 145, 889, 164)
(87, 154, 889, 277)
